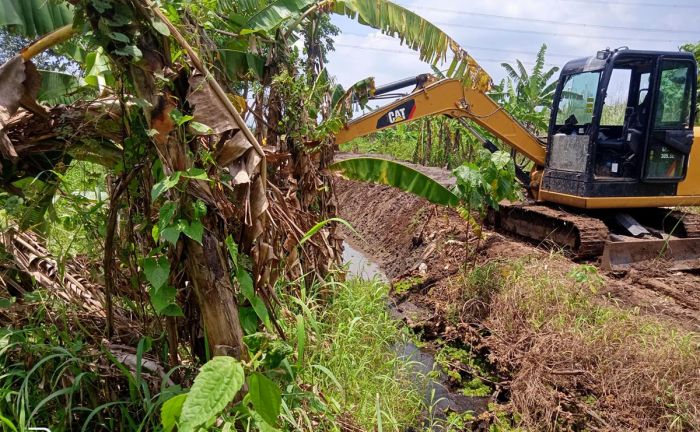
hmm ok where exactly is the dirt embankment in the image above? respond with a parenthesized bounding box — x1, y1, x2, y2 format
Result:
(335, 177, 700, 332)
(334, 177, 700, 430)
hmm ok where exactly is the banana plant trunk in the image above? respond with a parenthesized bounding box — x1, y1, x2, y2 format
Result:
(186, 235, 247, 359)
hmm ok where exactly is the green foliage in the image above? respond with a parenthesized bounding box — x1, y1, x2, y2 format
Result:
(331, 0, 491, 90)
(291, 277, 425, 430)
(680, 41, 700, 125)
(329, 157, 459, 207)
(492, 44, 559, 134)
(452, 149, 522, 215)
(178, 357, 245, 432)
(271, 62, 347, 141)
(568, 264, 604, 294)
(247, 373, 282, 426)
(0, 0, 73, 38)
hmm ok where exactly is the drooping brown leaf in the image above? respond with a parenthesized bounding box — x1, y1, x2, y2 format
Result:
(216, 131, 252, 167)
(187, 74, 238, 135)
(0, 56, 41, 161)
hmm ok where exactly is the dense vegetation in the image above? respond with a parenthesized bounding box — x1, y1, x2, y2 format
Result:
(0, 0, 496, 430)
(1, 0, 698, 429)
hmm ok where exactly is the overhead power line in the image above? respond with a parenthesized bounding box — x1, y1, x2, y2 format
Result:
(402, 5, 700, 35)
(427, 21, 689, 43)
(341, 32, 584, 60)
(560, 0, 700, 8)
(334, 43, 560, 68)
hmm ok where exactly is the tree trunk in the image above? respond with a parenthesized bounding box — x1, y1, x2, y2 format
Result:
(186, 234, 247, 359)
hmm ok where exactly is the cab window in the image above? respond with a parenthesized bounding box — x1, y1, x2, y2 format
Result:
(556, 71, 601, 126)
(654, 60, 694, 129)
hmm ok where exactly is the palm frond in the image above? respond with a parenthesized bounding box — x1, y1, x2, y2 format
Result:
(245, 0, 315, 32)
(541, 66, 560, 84)
(501, 63, 520, 82)
(533, 44, 547, 79)
(516, 60, 529, 83)
(331, 0, 492, 91)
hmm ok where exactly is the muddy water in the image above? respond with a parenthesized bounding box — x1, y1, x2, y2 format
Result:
(342, 241, 490, 420)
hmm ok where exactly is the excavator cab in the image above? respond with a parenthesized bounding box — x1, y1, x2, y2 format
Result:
(543, 49, 698, 203)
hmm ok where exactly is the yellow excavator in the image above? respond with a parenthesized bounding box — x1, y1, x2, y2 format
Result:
(334, 48, 700, 270)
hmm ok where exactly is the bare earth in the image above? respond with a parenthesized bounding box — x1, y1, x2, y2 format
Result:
(334, 174, 700, 333)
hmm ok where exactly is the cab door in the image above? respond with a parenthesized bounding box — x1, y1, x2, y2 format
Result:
(642, 58, 697, 182)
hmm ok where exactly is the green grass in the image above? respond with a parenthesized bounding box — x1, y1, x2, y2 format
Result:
(340, 136, 416, 162)
(294, 277, 425, 430)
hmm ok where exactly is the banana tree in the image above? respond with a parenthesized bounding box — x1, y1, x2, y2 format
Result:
(0, 0, 499, 363)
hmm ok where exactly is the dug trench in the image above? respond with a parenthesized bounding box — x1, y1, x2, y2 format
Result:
(334, 175, 700, 431)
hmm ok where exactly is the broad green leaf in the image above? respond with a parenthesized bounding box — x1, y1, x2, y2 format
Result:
(491, 151, 512, 170)
(108, 31, 130, 43)
(143, 256, 170, 289)
(329, 158, 459, 207)
(251, 411, 280, 432)
(225, 235, 239, 272)
(245, 0, 315, 32)
(184, 168, 209, 181)
(37, 70, 84, 104)
(238, 268, 255, 299)
(248, 373, 282, 427)
(182, 220, 204, 245)
(238, 268, 270, 328)
(149, 285, 183, 317)
(161, 393, 187, 432)
(239, 306, 259, 335)
(160, 226, 181, 245)
(159, 202, 178, 229)
(0, 0, 74, 38)
(152, 19, 170, 36)
(152, 172, 182, 201)
(179, 357, 245, 432)
(189, 121, 213, 135)
(330, 0, 492, 90)
(113, 45, 143, 60)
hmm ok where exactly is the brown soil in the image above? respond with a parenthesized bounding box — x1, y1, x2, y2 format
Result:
(335, 177, 700, 333)
(334, 176, 700, 430)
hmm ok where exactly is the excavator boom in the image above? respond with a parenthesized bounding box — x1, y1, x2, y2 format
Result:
(335, 78, 547, 167)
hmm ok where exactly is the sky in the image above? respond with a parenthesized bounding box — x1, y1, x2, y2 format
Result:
(325, 0, 700, 92)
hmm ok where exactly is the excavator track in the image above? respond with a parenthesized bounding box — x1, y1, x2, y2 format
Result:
(492, 203, 609, 259)
(652, 209, 700, 238)
(491, 204, 700, 270)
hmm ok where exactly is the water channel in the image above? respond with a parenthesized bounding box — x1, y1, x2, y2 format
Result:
(341, 241, 490, 421)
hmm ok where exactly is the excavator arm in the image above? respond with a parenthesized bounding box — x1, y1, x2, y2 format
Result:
(335, 77, 547, 168)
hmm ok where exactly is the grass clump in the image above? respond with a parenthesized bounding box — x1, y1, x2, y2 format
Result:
(289, 277, 425, 431)
(484, 255, 700, 430)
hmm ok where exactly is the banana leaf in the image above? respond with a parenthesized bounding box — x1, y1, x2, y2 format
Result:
(329, 157, 459, 207)
(0, 0, 74, 38)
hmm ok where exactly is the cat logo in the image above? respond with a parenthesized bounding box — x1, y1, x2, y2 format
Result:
(377, 99, 416, 129)
(387, 108, 407, 124)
